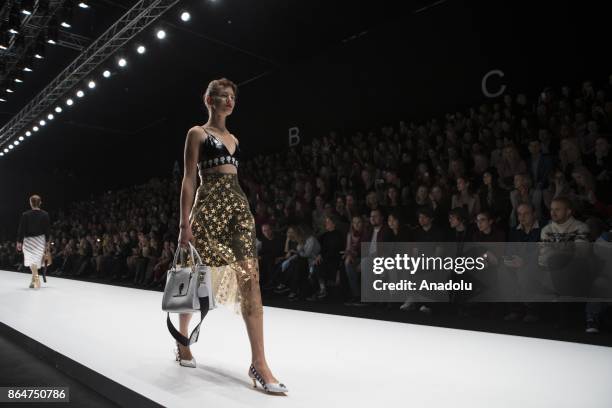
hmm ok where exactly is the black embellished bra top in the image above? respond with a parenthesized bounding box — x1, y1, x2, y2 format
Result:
(198, 127, 240, 170)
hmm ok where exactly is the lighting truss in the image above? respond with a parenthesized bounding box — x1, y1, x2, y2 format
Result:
(0, 0, 180, 150)
(0, 1, 68, 81)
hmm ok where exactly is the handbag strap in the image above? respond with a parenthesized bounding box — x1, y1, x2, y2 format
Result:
(172, 242, 203, 269)
(167, 296, 210, 347)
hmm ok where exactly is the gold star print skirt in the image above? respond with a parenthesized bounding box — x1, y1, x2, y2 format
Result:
(190, 173, 261, 316)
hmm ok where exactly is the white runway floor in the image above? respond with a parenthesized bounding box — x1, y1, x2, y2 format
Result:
(1, 269, 611, 408)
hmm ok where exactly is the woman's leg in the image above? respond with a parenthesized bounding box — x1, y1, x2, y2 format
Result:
(238, 258, 280, 384)
(30, 264, 40, 288)
(177, 313, 193, 359)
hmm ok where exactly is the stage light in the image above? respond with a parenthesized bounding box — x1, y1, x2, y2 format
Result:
(47, 113, 54, 120)
(181, 12, 191, 22)
(79, 2, 90, 9)
(137, 45, 146, 54)
(76, 90, 84, 97)
(34, 36, 46, 58)
(0, 32, 9, 50)
(39, 120, 46, 126)
(47, 18, 59, 44)
(13, 68, 25, 83)
(103, 70, 111, 78)
(20, 55, 34, 72)
(118, 58, 127, 67)
(26, 131, 31, 136)
(19, 136, 25, 141)
(88, 81, 96, 89)
(156, 30, 166, 40)
(66, 98, 74, 106)
(55, 106, 62, 113)
(8, 5, 21, 34)
(22, 0, 35, 15)
(59, 5, 74, 29)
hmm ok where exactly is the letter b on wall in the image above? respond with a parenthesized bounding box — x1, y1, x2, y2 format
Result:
(289, 127, 300, 147)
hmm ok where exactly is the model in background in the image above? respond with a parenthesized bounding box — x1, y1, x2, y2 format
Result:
(16, 195, 51, 289)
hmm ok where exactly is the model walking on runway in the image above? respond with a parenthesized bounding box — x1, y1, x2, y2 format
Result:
(16, 195, 50, 289)
(176, 78, 288, 394)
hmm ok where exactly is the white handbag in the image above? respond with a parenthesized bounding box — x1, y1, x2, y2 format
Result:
(162, 242, 216, 346)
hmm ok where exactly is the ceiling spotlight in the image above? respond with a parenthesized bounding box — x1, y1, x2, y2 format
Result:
(19, 136, 25, 141)
(8, 7, 21, 34)
(47, 114, 54, 120)
(33, 126, 39, 132)
(3, 148, 8, 153)
(21, 0, 35, 15)
(9, 144, 14, 149)
(0, 32, 9, 50)
(6, 88, 14, 93)
(118, 58, 127, 67)
(137, 45, 146, 54)
(59, 5, 74, 29)
(23, 67, 33, 72)
(66, 98, 74, 106)
(76, 90, 84, 97)
(156, 30, 166, 40)
(47, 18, 59, 44)
(0, 152, 3, 156)
(55, 106, 62, 113)
(88, 80, 96, 88)
(26, 131, 31, 136)
(0, 98, 6, 102)
(34, 37, 45, 59)
(103, 70, 111, 78)
(180, 12, 191, 22)
(14, 78, 23, 83)
(78, 2, 90, 9)
(39, 120, 46, 126)
(14, 140, 20, 146)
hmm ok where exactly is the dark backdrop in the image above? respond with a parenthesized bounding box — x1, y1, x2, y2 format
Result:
(1, 0, 610, 239)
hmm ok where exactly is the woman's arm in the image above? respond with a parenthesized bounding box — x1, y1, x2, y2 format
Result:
(178, 127, 204, 245)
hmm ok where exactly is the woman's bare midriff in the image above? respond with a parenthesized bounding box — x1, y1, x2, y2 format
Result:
(201, 164, 238, 175)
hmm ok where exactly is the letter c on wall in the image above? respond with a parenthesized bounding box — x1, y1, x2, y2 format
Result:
(482, 69, 506, 98)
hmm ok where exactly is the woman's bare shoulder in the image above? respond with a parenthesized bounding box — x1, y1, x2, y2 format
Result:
(187, 125, 207, 141)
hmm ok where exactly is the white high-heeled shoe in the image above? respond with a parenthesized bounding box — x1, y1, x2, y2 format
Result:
(174, 342, 196, 368)
(248, 364, 288, 393)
